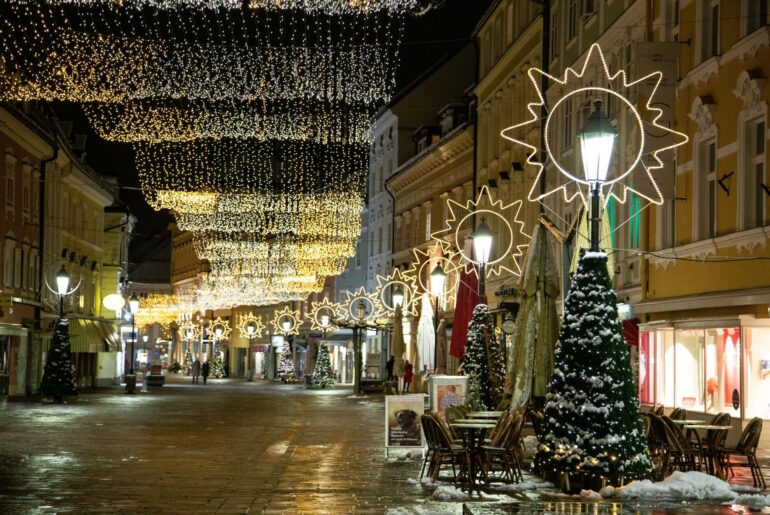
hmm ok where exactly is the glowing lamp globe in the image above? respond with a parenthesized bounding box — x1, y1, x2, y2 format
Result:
(185, 328, 195, 340)
(128, 293, 140, 315)
(282, 319, 291, 332)
(102, 293, 126, 311)
(56, 265, 70, 296)
(246, 323, 256, 335)
(392, 285, 404, 308)
(355, 301, 366, 321)
(430, 264, 447, 297)
(472, 218, 494, 266)
(579, 100, 617, 185)
(214, 326, 224, 338)
(320, 314, 330, 328)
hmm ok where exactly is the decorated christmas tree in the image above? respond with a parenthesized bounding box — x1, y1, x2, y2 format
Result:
(460, 304, 503, 409)
(278, 340, 295, 381)
(40, 319, 77, 403)
(312, 341, 335, 388)
(534, 251, 652, 489)
(208, 347, 225, 378)
(182, 347, 194, 375)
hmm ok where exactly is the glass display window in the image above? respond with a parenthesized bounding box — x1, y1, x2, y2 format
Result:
(676, 329, 705, 411)
(638, 328, 674, 407)
(745, 326, 770, 420)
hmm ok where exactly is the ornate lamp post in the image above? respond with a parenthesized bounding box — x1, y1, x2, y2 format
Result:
(55, 265, 70, 317)
(472, 218, 494, 299)
(578, 100, 617, 251)
(128, 293, 140, 375)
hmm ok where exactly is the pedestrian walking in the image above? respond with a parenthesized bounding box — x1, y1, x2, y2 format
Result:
(403, 360, 413, 393)
(386, 355, 395, 381)
(191, 359, 201, 384)
(201, 360, 210, 385)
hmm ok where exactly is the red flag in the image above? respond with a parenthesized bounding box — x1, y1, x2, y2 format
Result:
(450, 265, 480, 360)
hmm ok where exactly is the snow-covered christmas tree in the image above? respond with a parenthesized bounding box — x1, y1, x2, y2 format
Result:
(534, 250, 652, 489)
(460, 304, 504, 409)
(40, 319, 77, 403)
(312, 341, 334, 388)
(182, 347, 194, 375)
(208, 347, 225, 378)
(278, 340, 295, 382)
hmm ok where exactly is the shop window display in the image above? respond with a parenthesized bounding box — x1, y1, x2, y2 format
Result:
(676, 330, 705, 410)
(745, 327, 770, 420)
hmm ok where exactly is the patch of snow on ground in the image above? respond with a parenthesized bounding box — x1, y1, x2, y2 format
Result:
(489, 480, 553, 493)
(730, 484, 762, 493)
(522, 435, 538, 458)
(580, 489, 602, 500)
(406, 478, 419, 485)
(732, 494, 770, 511)
(613, 471, 760, 503)
(384, 507, 432, 515)
(431, 485, 469, 501)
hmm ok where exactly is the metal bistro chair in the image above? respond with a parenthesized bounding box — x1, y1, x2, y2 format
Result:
(661, 416, 704, 473)
(695, 412, 731, 475)
(669, 407, 686, 420)
(420, 414, 439, 480)
(719, 417, 766, 489)
(425, 414, 472, 487)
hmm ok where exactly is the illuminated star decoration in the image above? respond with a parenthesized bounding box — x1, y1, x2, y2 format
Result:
(373, 267, 419, 317)
(500, 43, 689, 207)
(208, 316, 232, 341)
(432, 185, 531, 279)
(237, 312, 265, 340)
(307, 297, 343, 333)
(179, 321, 201, 342)
(338, 287, 382, 325)
(271, 306, 301, 336)
(404, 240, 462, 303)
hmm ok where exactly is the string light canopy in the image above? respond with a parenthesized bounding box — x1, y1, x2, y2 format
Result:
(372, 267, 418, 317)
(208, 316, 232, 341)
(432, 185, 531, 279)
(237, 312, 266, 340)
(0, 4, 403, 104)
(84, 99, 374, 144)
(271, 306, 302, 336)
(500, 43, 689, 207)
(132, 293, 183, 328)
(307, 297, 342, 333)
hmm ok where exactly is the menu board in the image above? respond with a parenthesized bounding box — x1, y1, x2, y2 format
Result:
(385, 394, 425, 449)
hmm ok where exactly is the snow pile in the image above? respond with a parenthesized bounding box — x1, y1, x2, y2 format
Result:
(431, 485, 469, 501)
(384, 507, 432, 515)
(580, 489, 602, 500)
(609, 471, 770, 508)
(490, 480, 553, 493)
(730, 484, 762, 493)
(406, 478, 419, 485)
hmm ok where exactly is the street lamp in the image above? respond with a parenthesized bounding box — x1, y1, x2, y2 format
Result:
(392, 285, 404, 309)
(472, 218, 494, 299)
(578, 100, 617, 251)
(320, 313, 330, 340)
(55, 265, 70, 317)
(430, 263, 447, 369)
(128, 292, 140, 375)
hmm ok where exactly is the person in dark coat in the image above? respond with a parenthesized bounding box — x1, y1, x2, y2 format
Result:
(201, 361, 210, 385)
(403, 360, 413, 393)
(386, 355, 395, 381)
(191, 359, 201, 384)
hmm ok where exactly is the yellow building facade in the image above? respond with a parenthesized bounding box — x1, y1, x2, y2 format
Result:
(636, 1, 770, 429)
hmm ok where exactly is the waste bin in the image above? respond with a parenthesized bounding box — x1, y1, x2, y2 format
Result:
(303, 374, 312, 388)
(125, 374, 137, 394)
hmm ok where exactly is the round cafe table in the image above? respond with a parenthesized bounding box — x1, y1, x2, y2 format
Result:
(467, 411, 504, 419)
(449, 421, 497, 494)
(683, 424, 730, 476)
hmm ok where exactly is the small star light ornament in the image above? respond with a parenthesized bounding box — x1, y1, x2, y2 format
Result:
(404, 240, 461, 304)
(432, 185, 530, 279)
(373, 268, 419, 317)
(339, 287, 381, 325)
(307, 297, 342, 333)
(501, 43, 688, 208)
(271, 306, 301, 336)
(209, 316, 232, 341)
(179, 321, 200, 342)
(237, 312, 265, 340)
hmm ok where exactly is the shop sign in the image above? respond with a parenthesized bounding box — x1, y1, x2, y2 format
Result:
(494, 288, 517, 298)
(502, 319, 516, 335)
(385, 394, 425, 454)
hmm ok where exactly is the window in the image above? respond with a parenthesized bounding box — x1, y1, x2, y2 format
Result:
(549, 8, 559, 60)
(699, 140, 717, 239)
(22, 166, 30, 214)
(744, 326, 770, 419)
(583, 0, 594, 16)
(13, 247, 21, 288)
(672, 0, 680, 41)
(568, 0, 577, 41)
(377, 227, 382, 254)
(2, 240, 12, 288)
(752, 120, 767, 227)
(5, 159, 14, 207)
(424, 212, 431, 242)
(629, 191, 641, 248)
(747, 0, 769, 34)
(506, 2, 514, 45)
(701, 1, 720, 62)
(563, 98, 574, 150)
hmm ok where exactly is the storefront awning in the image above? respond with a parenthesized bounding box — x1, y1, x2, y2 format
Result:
(634, 286, 770, 315)
(69, 318, 120, 353)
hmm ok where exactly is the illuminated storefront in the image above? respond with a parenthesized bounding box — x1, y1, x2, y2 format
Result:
(639, 317, 770, 421)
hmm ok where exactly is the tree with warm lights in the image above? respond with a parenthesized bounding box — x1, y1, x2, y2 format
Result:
(41, 319, 77, 403)
(534, 251, 652, 489)
(182, 347, 194, 375)
(278, 341, 295, 382)
(312, 341, 334, 388)
(460, 304, 503, 409)
(208, 349, 226, 379)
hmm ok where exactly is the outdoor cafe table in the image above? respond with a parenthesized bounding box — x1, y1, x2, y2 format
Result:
(670, 419, 705, 425)
(683, 424, 731, 476)
(467, 411, 504, 419)
(449, 421, 497, 494)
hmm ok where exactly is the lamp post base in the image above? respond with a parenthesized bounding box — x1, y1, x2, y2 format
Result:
(125, 374, 137, 394)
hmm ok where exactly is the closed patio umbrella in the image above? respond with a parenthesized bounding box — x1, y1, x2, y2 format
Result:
(435, 319, 448, 374)
(416, 292, 435, 370)
(391, 304, 405, 381)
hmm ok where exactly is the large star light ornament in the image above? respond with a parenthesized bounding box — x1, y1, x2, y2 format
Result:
(404, 240, 461, 302)
(339, 287, 381, 325)
(432, 185, 530, 278)
(373, 268, 419, 317)
(501, 43, 688, 207)
(271, 306, 301, 336)
(237, 312, 265, 340)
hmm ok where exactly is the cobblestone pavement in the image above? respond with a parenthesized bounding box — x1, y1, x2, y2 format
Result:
(0, 377, 767, 514)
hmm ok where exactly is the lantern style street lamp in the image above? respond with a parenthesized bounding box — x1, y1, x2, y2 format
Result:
(578, 100, 617, 251)
(55, 265, 70, 317)
(472, 218, 494, 298)
(392, 285, 404, 309)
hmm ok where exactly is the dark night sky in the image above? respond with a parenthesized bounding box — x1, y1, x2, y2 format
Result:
(55, 0, 495, 248)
